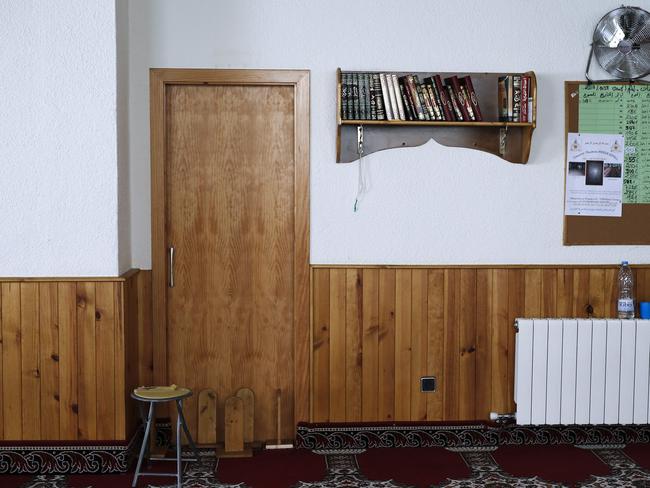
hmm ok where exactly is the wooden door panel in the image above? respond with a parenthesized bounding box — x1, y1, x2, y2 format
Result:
(166, 83, 295, 442)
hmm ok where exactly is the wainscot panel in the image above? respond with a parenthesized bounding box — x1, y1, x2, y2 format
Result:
(310, 265, 650, 422)
(0, 270, 151, 473)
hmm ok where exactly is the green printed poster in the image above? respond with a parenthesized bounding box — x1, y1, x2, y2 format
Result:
(579, 84, 650, 204)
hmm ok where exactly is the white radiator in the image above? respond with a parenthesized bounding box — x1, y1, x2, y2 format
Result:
(515, 318, 650, 425)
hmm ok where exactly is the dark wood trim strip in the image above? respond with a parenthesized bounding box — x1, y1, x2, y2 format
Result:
(0, 269, 141, 283)
(310, 264, 650, 269)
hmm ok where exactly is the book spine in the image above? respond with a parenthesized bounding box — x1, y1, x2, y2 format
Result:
(507, 75, 513, 122)
(359, 73, 368, 120)
(445, 76, 470, 121)
(398, 77, 415, 120)
(341, 73, 348, 120)
(462, 76, 483, 121)
(379, 73, 393, 120)
(413, 75, 433, 120)
(413, 76, 432, 120)
(432, 80, 446, 120)
(369, 74, 377, 120)
(459, 84, 476, 121)
(391, 74, 406, 120)
(497, 76, 508, 122)
(349, 72, 355, 119)
(433, 75, 454, 121)
(512, 75, 521, 122)
(363, 73, 370, 120)
(445, 83, 464, 121)
(347, 73, 355, 120)
(406, 75, 426, 120)
(373, 74, 386, 120)
(520, 76, 529, 123)
(386, 73, 400, 121)
(425, 83, 442, 120)
(352, 72, 360, 120)
(358, 73, 365, 120)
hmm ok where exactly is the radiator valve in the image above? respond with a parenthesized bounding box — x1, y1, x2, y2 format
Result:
(489, 412, 516, 424)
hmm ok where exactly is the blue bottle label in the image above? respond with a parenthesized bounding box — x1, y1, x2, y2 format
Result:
(618, 299, 634, 312)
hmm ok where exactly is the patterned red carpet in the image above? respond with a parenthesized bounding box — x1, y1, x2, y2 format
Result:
(3, 443, 650, 487)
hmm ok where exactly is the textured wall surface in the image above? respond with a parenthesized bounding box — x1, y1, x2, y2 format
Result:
(4, 1, 650, 275)
(128, 0, 650, 267)
(0, 1, 118, 276)
(117, 0, 131, 273)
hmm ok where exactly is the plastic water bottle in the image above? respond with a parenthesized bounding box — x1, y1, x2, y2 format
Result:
(618, 261, 635, 319)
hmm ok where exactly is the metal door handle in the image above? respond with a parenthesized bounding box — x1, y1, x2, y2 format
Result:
(169, 246, 175, 288)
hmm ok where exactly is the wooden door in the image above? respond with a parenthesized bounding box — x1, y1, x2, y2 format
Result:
(150, 70, 309, 442)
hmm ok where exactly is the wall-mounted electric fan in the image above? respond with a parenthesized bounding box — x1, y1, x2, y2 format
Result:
(585, 5, 650, 82)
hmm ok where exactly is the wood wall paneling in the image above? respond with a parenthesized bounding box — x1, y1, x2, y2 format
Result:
(310, 265, 650, 422)
(426, 270, 444, 420)
(39, 283, 59, 439)
(0, 270, 151, 442)
(344, 268, 362, 422)
(114, 280, 126, 439)
(95, 282, 116, 439)
(361, 268, 379, 421)
(3, 283, 22, 439)
(122, 270, 153, 439)
(443, 269, 460, 420)
(475, 269, 492, 420)
(21, 283, 40, 440)
(312, 269, 329, 422)
(410, 269, 428, 421)
(329, 269, 346, 422)
(77, 281, 97, 440)
(5, 265, 647, 441)
(58, 282, 78, 439)
(394, 269, 411, 421)
(378, 269, 395, 422)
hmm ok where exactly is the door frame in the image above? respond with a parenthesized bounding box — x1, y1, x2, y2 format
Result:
(149, 69, 310, 428)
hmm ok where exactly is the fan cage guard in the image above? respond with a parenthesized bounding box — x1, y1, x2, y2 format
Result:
(585, 5, 650, 83)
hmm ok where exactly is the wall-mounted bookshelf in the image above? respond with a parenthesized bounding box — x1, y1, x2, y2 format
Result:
(336, 68, 537, 164)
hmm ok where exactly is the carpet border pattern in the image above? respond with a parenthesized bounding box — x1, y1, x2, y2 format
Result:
(0, 431, 141, 475)
(295, 422, 650, 451)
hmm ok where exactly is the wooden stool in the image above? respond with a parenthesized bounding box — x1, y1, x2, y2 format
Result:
(131, 385, 201, 488)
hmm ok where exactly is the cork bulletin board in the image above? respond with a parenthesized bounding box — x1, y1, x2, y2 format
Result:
(564, 81, 650, 245)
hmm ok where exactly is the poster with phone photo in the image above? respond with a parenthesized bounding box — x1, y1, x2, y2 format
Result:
(565, 133, 624, 217)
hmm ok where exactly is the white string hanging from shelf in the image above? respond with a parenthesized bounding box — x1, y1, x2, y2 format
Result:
(354, 125, 369, 212)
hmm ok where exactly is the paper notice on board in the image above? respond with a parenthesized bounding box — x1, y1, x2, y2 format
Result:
(565, 133, 624, 217)
(579, 84, 650, 204)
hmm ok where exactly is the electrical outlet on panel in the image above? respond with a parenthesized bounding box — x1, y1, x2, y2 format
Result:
(420, 376, 437, 392)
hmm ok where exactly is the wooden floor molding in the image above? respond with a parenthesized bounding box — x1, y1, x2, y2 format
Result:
(310, 265, 650, 424)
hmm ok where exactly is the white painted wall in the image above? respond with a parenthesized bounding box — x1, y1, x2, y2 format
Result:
(0, 1, 120, 276)
(128, 0, 650, 267)
(4, 1, 649, 275)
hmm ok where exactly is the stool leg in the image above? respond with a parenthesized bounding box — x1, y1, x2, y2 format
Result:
(136, 401, 151, 461)
(176, 407, 182, 488)
(177, 399, 202, 464)
(132, 401, 154, 488)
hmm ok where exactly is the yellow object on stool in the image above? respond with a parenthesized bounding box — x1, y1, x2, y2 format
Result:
(133, 384, 191, 400)
(131, 385, 200, 488)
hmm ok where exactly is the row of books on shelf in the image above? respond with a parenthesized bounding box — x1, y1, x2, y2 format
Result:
(340, 72, 484, 122)
(498, 75, 533, 123)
